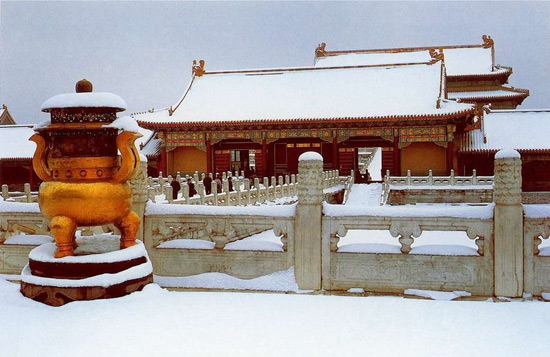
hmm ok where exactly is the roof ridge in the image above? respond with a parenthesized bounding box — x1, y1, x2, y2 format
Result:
(202, 60, 441, 76)
(316, 35, 494, 58)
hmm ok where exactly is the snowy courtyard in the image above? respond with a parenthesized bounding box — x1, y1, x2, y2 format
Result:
(1, 275, 550, 356)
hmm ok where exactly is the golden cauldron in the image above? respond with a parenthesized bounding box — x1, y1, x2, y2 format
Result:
(30, 79, 142, 258)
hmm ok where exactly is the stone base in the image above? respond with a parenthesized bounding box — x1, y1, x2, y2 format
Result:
(20, 235, 153, 306)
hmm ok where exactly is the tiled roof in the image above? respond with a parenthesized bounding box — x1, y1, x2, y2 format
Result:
(461, 110, 550, 153)
(134, 62, 473, 127)
(140, 138, 162, 158)
(0, 125, 36, 160)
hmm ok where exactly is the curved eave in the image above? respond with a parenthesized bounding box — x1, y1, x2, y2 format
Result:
(137, 108, 475, 130)
(446, 68, 512, 82)
(454, 93, 529, 103)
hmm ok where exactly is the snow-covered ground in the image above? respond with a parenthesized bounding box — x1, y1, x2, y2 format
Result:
(1, 276, 550, 356)
(3, 181, 550, 355)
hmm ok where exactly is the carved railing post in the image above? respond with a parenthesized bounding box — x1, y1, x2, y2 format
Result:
(129, 158, 148, 241)
(493, 149, 523, 297)
(295, 152, 323, 290)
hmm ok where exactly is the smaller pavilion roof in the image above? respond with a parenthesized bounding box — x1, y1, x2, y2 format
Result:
(461, 110, 550, 153)
(448, 87, 529, 104)
(314, 36, 509, 78)
(0, 105, 16, 125)
(0, 125, 36, 160)
(134, 60, 474, 128)
(140, 138, 162, 158)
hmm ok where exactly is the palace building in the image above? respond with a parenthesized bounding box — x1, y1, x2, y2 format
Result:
(134, 35, 534, 183)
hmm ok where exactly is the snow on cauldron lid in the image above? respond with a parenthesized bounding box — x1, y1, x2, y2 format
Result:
(41, 79, 127, 124)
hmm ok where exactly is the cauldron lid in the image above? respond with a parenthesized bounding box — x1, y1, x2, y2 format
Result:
(41, 80, 127, 113)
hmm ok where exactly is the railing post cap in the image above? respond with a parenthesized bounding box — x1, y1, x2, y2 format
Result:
(298, 151, 323, 162)
(495, 149, 521, 160)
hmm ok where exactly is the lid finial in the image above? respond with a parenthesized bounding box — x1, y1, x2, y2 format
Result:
(76, 79, 93, 93)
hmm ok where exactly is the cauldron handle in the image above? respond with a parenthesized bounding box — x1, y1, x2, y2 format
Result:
(29, 134, 53, 181)
(111, 131, 142, 183)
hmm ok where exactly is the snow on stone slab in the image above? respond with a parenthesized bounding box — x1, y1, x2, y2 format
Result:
(298, 151, 323, 161)
(102, 115, 140, 132)
(323, 184, 344, 194)
(146, 201, 296, 217)
(542, 292, 550, 301)
(0, 200, 40, 213)
(324, 201, 494, 219)
(3, 234, 53, 245)
(337, 230, 479, 255)
(345, 183, 383, 206)
(41, 92, 127, 111)
(523, 204, 550, 219)
(338, 243, 402, 254)
(29, 235, 146, 264)
(157, 239, 215, 249)
(537, 247, 550, 257)
(404, 289, 472, 301)
(410, 244, 479, 256)
(390, 184, 492, 190)
(154, 267, 299, 292)
(157, 229, 284, 252)
(224, 230, 283, 251)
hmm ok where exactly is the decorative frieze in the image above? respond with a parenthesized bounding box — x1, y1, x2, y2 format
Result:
(166, 132, 205, 149)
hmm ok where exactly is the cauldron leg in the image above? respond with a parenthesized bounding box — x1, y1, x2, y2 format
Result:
(51, 216, 77, 258)
(116, 211, 140, 249)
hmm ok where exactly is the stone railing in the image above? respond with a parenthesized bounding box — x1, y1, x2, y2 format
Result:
(321, 211, 494, 295)
(1, 184, 38, 203)
(143, 206, 295, 278)
(3, 150, 550, 299)
(147, 170, 348, 206)
(381, 169, 494, 205)
(0, 203, 49, 274)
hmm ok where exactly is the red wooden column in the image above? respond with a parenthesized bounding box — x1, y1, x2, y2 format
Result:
(332, 137, 339, 170)
(446, 141, 455, 174)
(262, 139, 268, 177)
(393, 136, 401, 176)
(206, 139, 212, 173)
(158, 146, 167, 175)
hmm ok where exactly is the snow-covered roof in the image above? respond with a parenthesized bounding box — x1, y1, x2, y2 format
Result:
(0, 125, 36, 160)
(461, 110, 550, 152)
(448, 88, 529, 102)
(314, 38, 505, 77)
(135, 62, 474, 127)
(140, 138, 162, 158)
(41, 92, 127, 112)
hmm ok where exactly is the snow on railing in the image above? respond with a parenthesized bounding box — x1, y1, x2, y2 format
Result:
(148, 169, 349, 206)
(1, 184, 38, 203)
(380, 169, 494, 205)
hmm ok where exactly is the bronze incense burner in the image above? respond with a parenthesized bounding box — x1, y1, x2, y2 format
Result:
(30, 79, 141, 258)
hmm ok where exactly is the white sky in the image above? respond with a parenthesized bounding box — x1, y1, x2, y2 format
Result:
(1, 1, 549, 124)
